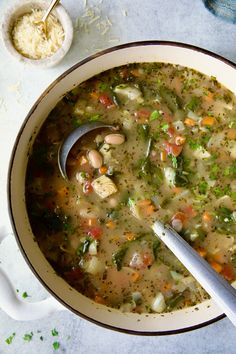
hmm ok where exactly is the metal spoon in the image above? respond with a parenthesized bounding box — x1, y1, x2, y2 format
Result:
(35, 0, 61, 36)
(58, 121, 115, 179)
(153, 221, 236, 327)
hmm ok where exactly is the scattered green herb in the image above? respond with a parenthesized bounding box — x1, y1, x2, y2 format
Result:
(22, 291, 29, 299)
(5, 333, 16, 345)
(161, 123, 169, 132)
(189, 140, 201, 150)
(198, 180, 208, 194)
(51, 328, 59, 337)
(153, 239, 161, 260)
(77, 238, 91, 256)
(53, 341, 60, 350)
(185, 96, 201, 112)
(98, 82, 108, 91)
(23, 332, 33, 342)
(137, 124, 150, 141)
(166, 294, 184, 310)
(159, 86, 182, 112)
(149, 110, 161, 121)
(171, 156, 178, 169)
(112, 246, 128, 271)
(89, 114, 101, 121)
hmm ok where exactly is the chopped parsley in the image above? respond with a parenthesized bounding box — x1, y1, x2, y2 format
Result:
(23, 332, 33, 342)
(188, 140, 201, 150)
(185, 96, 201, 112)
(5, 333, 16, 345)
(22, 291, 29, 298)
(53, 341, 60, 350)
(51, 328, 59, 336)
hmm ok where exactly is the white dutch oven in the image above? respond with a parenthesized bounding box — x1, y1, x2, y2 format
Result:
(3, 41, 236, 334)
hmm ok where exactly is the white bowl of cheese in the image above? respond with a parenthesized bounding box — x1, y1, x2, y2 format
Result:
(1, 0, 73, 68)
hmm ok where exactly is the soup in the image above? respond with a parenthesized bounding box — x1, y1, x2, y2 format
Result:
(26, 63, 236, 314)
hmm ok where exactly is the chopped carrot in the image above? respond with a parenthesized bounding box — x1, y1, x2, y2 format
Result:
(130, 271, 140, 282)
(175, 135, 186, 146)
(94, 295, 105, 304)
(105, 220, 116, 229)
(99, 165, 108, 174)
(210, 260, 223, 273)
(196, 247, 207, 258)
(160, 150, 167, 162)
(172, 187, 182, 194)
(184, 118, 197, 126)
(201, 116, 216, 126)
(87, 218, 98, 227)
(203, 91, 213, 102)
(90, 91, 99, 100)
(212, 252, 223, 263)
(124, 232, 136, 241)
(145, 205, 156, 216)
(202, 211, 213, 223)
(137, 199, 155, 216)
(138, 199, 152, 207)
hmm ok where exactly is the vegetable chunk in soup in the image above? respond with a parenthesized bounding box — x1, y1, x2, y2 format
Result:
(26, 63, 236, 314)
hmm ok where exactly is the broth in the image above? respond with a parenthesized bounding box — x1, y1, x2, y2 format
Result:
(26, 63, 236, 313)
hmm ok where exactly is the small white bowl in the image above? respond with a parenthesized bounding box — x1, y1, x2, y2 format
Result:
(1, 0, 74, 68)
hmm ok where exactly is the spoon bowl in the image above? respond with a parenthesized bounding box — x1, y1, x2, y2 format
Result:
(58, 121, 115, 179)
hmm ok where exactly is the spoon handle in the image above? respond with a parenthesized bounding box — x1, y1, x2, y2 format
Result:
(153, 221, 236, 326)
(42, 0, 61, 22)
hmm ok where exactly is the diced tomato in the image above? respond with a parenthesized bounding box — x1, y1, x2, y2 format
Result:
(83, 181, 93, 194)
(119, 68, 129, 79)
(181, 205, 197, 218)
(166, 125, 176, 137)
(221, 264, 236, 282)
(163, 141, 183, 157)
(98, 94, 114, 108)
(162, 111, 173, 122)
(134, 108, 151, 122)
(88, 226, 103, 240)
(142, 252, 153, 267)
(64, 267, 83, 282)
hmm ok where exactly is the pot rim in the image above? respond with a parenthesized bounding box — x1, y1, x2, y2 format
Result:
(7, 40, 236, 335)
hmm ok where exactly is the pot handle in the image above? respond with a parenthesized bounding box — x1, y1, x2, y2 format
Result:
(0, 228, 65, 321)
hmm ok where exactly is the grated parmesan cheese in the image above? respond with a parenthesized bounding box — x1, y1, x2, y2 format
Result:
(11, 9, 64, 60)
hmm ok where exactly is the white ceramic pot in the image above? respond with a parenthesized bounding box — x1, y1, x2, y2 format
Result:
(4, 41, 236, 334)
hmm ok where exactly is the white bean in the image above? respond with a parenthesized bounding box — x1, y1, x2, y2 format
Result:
(104, 133, 125, 145)
(88, 149, 103, 168)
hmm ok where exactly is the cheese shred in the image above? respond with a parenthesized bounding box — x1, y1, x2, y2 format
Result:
(12, 9, 64, 60)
